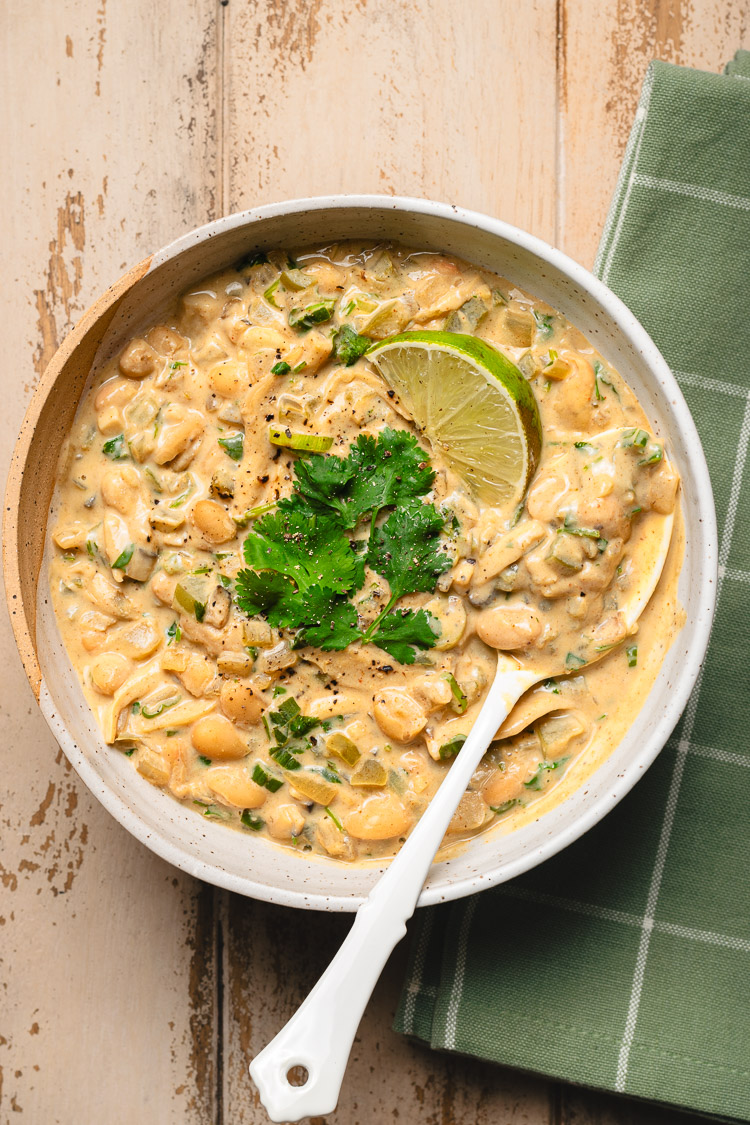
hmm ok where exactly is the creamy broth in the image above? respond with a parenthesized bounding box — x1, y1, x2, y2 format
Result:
(48, 242, 682, 863)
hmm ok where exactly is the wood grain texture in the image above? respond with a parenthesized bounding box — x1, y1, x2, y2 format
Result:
(2, 1, 745, 1122)
(222, 897, 553, 1125)
(559, 0, 750, 267)
(0, 1, 220, 1121)
(223, 0, 558, 243)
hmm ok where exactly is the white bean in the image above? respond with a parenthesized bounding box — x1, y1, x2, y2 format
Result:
(475, 604, 542, 650)
(344, 793, 411, 841)
(373, 689, 427, 743)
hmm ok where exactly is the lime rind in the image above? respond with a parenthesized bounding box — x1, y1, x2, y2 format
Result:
(368, 331, 542, 509)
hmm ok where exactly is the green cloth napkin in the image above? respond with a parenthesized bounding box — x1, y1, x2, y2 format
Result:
(395, 52, 750, 1121)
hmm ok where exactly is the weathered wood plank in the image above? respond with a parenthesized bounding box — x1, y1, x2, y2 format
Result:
(0, 2, 219, 1120)
(222, 896, 554, 1125)
(220, 2, 558, 1121)
(559, 0, 750, 268)
(223, 0, 559, 243)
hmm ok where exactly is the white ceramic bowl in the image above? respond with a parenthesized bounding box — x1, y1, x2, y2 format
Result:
(22, 196, 717, 910)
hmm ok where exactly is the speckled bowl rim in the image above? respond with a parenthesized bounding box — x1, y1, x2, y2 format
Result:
(10, 195, 717, 911)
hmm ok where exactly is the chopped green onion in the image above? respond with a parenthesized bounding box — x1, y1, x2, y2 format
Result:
(626, 644, 638, 668)
(166, 620, 181, 645)
(640, 445, 663, 466)
(112, 543, 135, 570)
(524, 759, 565, 791)
(533, 311, 554, 340)
(218, 432, 244, 461)
(271, 748, 302, 771)
(288, 299, 335, 331)
(193, 800, 230, 820)
(292, 360, 307, 373)
(621, 427, 650, 450)
(271, 360, 291, 375)
(141, 696, 180, 719)
(542, 678, 560, 694)
(252, 763, 283, 793)
(490, 799, 519, 815)
(132, 701, 141, 715)
(263, 278, 280, 307)
(274, 696, 301, 720)
(273, 686, 287, 697)
(565, 652, 586, 670)
(102, 434, 128, 460)
(198, 756, 212, 766)
(169, 480, 196, 508)
(438, 734, 467, 760)
(269, 425, 333, 453)
(144, 467, 162, 492)
(444, 672, 468, 714)
(317, 766, 342, 784)
(240, 809, 264, 831)
(280, 267, 312, 291)
(593, 360, 605, 402)
(324, 806, 344, 831)
(332, 325, 371, 366)
(562, 515, 600, 539)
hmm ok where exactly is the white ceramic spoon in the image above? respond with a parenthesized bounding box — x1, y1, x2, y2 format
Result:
(250, 489, 674, 1123)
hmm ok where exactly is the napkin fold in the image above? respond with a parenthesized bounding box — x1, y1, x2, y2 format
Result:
(395, 52, 750, 1122)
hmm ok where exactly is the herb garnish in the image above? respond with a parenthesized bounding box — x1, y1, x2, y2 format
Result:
(235, 428, 451, 663)
(533, 311, 554, 340)
(218, 432, 244, 461)
(112, 543, 135, 570)
(524, 759, 566, 791)
(240, 809, 264, 831)
(103, 434, 128, 460)
(288, 299, 335, 331)
(332, 325, 371, 366)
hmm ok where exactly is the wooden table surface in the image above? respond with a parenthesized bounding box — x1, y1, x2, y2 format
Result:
(2, 2, 748, 1121)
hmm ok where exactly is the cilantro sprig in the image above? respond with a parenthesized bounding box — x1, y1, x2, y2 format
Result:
(235, 427, 451, 662)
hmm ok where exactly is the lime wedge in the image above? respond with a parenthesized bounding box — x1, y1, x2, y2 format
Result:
(368, 331, 542, 509)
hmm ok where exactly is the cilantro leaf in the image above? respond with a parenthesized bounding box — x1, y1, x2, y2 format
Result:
(103, 434, 128, 460)
(234, 569, 296, 616)
(242, 509, 364, 596)
(290, 588, 361, 651)
(290, 427, 435, 530)
(369, 607, 438, 664)
(367, 501, 451, 600)
(218, 432, 244, 461)
(288, 457, 357, 520)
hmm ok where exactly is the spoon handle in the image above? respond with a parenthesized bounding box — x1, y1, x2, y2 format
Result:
(249, 665, 539, 1122)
